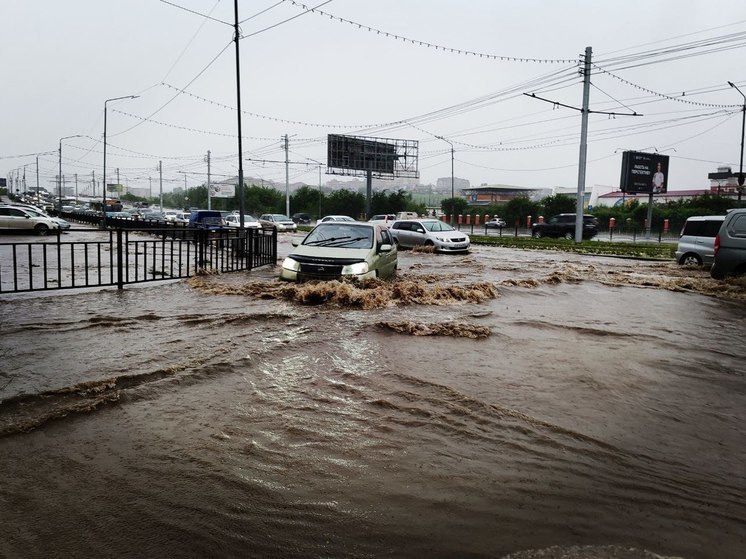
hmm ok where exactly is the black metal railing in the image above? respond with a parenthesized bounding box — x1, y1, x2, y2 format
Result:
(0, 226, 277, 294)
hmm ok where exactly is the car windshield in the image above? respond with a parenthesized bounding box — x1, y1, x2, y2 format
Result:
(303, 224, 374, 249)
(271, 214, 290, 221)
(422, 221, 455, 232)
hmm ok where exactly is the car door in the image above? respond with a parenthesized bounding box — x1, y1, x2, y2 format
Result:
(7, 207, 34, 229)
(376, 227, 397, 276)
(392, 221, 414, 247)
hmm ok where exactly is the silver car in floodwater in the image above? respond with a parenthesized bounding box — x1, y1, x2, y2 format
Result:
(280, 222, 397, 281)
(390, 219, 470, 253)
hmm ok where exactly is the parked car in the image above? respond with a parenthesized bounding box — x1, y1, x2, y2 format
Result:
(486, 217, 507, 229)
(368, 214, 396, 228)
(224, 213, 261, 229)
(532, 213, 599, 239)
(280, 222, 397, 282)
(7, 204, 71, 230)
(317, 215, 356, 225)
(390, 219, 470, 253)
(675, 215, 725, 266)
(292, 213, 312, 225)
(710, 208, 746, 279)
(0, 205, 60, 235)
(189, 210, 224, 229)
(173, 211, 190, 224)
(259, 214, 297, 232)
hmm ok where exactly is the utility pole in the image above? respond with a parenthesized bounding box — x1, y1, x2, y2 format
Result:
(284, 134, 290, 217)
(575, 46, 592, 243)
(75, 174, 78, 200)
(524, 46, 640, 242)
(233, 0, 245, 226)
(149, 176, 152, 200)
(159, 160, 163, 211)
(36, 156, 39, 194)
(92, 171, 96, 197)
(206, 150, 212, 210)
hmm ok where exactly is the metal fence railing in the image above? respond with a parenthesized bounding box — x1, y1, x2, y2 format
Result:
(0, 226, 277, 294)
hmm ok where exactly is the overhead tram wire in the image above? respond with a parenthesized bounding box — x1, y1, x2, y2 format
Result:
(597, 18, 746, 59)
(159, 0, 225, 83)
(240, 0, 333, 39)
(593, 31, 746, 70)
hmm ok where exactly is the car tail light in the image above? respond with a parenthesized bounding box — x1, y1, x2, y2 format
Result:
(713, 233, 720, 256)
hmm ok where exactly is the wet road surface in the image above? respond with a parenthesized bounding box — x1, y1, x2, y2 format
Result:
(1, 238, 744, 558)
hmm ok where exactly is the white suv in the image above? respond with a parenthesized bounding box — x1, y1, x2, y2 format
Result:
(675, 215, 725, 266)
(0, 205, 60, 235)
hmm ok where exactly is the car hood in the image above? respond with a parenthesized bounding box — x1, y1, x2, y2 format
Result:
(288, 244, 372, 262)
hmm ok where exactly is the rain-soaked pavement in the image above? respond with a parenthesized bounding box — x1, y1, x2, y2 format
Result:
(0, 234, 744, 559)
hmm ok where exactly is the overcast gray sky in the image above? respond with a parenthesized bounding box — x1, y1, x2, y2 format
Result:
(3, 0, 746, 201)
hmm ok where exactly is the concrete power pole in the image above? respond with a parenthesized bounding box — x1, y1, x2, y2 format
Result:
(574, 46, 592, 243)
(284, 135, 290, 217)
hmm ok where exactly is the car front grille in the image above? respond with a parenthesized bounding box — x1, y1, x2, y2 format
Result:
(298, 262, 345, 280)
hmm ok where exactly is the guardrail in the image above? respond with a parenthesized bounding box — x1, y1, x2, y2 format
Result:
(0, 226, 277, 294)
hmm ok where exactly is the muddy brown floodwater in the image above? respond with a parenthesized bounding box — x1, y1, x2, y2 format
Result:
(1, 237, 744, 559)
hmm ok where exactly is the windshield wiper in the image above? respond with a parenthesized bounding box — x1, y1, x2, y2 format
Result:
(305, 236, 351, 246)
(324, 236, 370, 247)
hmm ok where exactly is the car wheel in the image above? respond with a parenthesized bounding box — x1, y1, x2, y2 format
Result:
(679, 253, 702, 266)
(424, 240, 434, 246)
(35, 224, 49, 236)
(564, 231, 573, 240)
(533, 230, 542, 239)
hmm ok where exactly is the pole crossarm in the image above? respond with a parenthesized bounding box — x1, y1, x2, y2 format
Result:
(524, 92, 642, 117)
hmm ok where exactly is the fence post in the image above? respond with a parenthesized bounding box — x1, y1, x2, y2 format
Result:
(116, 228, 124, 290)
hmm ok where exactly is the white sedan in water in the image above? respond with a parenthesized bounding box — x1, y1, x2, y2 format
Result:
(224, 213, 261, 229)
(390, 219, 470, 253)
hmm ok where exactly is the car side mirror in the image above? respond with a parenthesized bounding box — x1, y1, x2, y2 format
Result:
(291, 239, 300, 247)
(379, 243, 393, 252)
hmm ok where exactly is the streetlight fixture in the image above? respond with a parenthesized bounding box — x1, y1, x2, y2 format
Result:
(59, 134, 83, 212)
(103, 94, 138, 227)
(435, 136, 455, 222)
(728, 81, 746, 202)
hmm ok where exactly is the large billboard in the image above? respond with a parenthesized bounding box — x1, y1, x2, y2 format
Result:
(620, 151, 670, 194)
(327, 134, 419, 179)
(210, 182, 235, 198)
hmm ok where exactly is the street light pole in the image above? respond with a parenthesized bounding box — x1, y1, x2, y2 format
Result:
(103, 94, 138, 227)
(59, 134, 83, 212)
(728, 81, 746, 202)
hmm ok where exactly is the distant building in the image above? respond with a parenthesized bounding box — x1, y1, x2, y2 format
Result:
(436, 176, 470, 192)
(595, 188, 739, 207)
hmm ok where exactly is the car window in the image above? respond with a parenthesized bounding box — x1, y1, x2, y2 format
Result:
(702, 220, 723, 237)
(682, 220, 704, 236)
(728, 214, 746, 237)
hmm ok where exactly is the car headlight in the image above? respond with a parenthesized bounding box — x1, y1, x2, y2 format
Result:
(342, 262, 369, 275)
(281, 257, 300, 272)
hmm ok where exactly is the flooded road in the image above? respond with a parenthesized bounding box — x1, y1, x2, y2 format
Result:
(1, 238, 745, 559)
